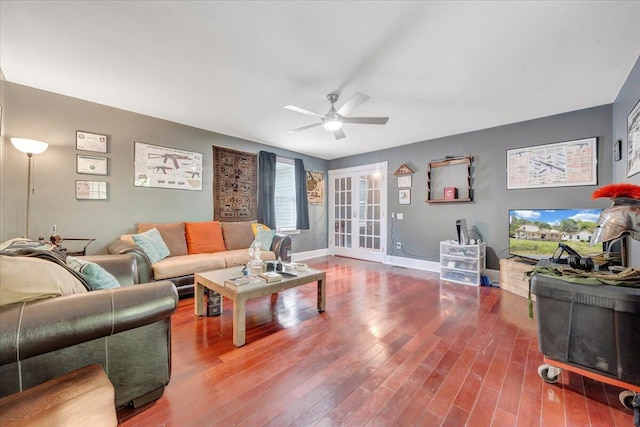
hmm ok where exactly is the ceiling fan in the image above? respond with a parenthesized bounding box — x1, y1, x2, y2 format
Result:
(285, 92, 389, 140)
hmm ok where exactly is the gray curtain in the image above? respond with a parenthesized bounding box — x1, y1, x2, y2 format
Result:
(295, 158, 310, 230)
(257, 151, 276, 229)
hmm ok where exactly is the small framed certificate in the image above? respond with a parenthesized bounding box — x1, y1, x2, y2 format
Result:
(397, 175, 412, 188)
(77, 155, 108, 175)
(76, 180, 108, 200)
(76, 130, 108, 153)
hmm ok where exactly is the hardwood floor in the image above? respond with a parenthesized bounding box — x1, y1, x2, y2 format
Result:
(118, 256, 634, 426)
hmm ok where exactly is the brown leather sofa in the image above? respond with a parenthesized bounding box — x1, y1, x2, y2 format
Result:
(0, 254, 178, 409)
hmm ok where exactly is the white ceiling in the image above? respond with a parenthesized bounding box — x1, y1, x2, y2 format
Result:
(1, 1, 639, 160)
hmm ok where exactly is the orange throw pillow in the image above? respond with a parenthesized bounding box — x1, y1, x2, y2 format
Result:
(185, 221, 226, 254)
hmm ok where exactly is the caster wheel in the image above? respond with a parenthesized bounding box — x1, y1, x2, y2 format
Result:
(619, 390, 636, 411)
(538, 364, 560, 384)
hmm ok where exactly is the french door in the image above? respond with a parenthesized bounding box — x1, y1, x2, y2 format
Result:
(328, 162, 387, 262)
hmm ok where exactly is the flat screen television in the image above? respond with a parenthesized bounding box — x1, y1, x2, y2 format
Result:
(509, 208, 603, 261)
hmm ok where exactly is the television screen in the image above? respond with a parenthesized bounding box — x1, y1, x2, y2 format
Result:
(509, 208, 602, 260)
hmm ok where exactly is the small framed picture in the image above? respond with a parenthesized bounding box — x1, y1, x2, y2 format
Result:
(399, 189, 411, 205)
(77, 154, 108, 175)
(76, 180, 108, 200)
(614, 139, 622, 162)
(76, 130, 108, 153)
(397, 175, 412, 188)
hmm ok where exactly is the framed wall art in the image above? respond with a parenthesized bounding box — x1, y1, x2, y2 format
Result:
(76, 130, 108, 153)
(306, 170, 324, 204)
(506, 137, 597, 189)
(627, 100, 640, 177)
(397, 175, 412, 188)
(76, 180, 108, 200)
(399, 189, 411, 205)
(77, 154, 108, 175)
(134, 142, 203, 191)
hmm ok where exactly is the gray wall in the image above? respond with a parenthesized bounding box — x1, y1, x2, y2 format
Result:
(4, 54, 638, 266)
(0, 81, 329, 254)
(612, 55, 640, 265)
(329, 105, 614, 268)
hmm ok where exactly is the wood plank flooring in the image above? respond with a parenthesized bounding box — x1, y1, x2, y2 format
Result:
(118, 256, 634, 426)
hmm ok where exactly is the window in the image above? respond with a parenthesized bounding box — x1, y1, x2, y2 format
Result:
(274, 157, 297, 231)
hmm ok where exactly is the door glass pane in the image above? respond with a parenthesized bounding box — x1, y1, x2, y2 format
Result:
(346, 177, 351, 190)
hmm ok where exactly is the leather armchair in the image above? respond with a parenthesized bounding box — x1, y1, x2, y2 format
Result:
(0, 254, 179, 409)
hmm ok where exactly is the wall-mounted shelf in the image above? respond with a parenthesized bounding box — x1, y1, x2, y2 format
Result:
(426, 156, 473, 203)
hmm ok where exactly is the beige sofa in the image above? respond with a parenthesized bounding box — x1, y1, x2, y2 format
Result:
(108, 221, 291, 297)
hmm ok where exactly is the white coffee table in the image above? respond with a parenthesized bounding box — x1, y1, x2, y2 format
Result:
(194, 266, 326, 347)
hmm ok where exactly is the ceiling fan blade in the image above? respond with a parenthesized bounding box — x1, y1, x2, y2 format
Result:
(333, 128, 346, 140)
(288, 122, 322, 133)
(284, 105, 326, 118)
(336, 92, 370, 117)
(343, 117, 389, 125)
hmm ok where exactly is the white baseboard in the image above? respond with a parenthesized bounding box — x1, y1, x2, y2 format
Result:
(292, 248, 331, 261)
(384, 255, 500, 283)
(292, 252, 500, 285)
(383, 255, 441, 272)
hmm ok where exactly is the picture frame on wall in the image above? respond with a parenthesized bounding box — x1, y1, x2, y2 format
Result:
(399, 189, 411, 205)
(134, 141, 203, 191)
(76, 180, 108, 200)
(76, 154, 108, 175)
(76, 130, 108, 153)
(614, 139, 622, 162)
(397, 175, 412, 188)
(627, 99, 640, 177)
(306, 170, 324, 204)
(506, 137, 597, 189)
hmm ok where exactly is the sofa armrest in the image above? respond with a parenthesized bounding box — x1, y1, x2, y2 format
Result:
(80, 254, 139, 286)
(271, 233, 292, 262)
(0, 281, 177, 365)
(107, 240, 154, 283)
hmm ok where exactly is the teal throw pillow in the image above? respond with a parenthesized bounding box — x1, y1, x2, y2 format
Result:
(131, 227, 170, 264)
(252, 229, 276, 250)
(66, 256, 121, 290)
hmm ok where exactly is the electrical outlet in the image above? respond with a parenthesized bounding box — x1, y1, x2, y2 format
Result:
(397, 213, 404, 220)
(391, 212, 396, 219)
(396, 242, 402, 249)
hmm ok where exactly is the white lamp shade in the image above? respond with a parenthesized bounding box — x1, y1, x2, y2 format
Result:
(323, 119, 343, 131)
(11, 138, 49, 155)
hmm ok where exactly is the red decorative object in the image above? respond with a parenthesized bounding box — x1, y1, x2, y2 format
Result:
(444, 187, 458, 200)
(591, 183, 640, 200)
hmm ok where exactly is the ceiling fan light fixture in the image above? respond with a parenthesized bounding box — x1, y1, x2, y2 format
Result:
(323, 115, 342, 131)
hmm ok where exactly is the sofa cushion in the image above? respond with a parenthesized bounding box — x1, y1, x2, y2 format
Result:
(185, 221, 226, 254)
(138, 222, 188, 256)
(66, 256, 121, 290)
(151, 253, 227, 280)
(0, 255, 87, 306)
(223, 249, 277, 268)
(131, 228, 171, 264)
(251, 222, 271, 235)
(252, 229, 277, 251)
(221, 221, 256, 251)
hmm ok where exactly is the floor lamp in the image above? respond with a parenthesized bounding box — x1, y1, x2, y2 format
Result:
(10, 138, 49, 239)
